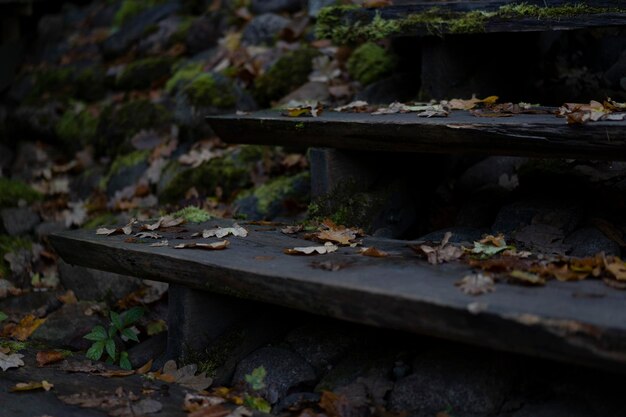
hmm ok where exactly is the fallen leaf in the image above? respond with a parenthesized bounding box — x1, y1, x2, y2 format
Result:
(445, 95, 498, 110)
(360, 247, 388, 257)
(410, 232, 463, 264)
(150, 240, 169, 247)
(136, 359, 153, 375)
(0, 352, 24, 371)
(10, 315, 46, 341)
(478, 234, 507, 247)
(189, 404, 232, 417)
(605, 256, 626, 281)
(96, 219, 137, 236)
(161, 360, 213, 391)
(283, 102, 323, 117)
(469, 241, 512, 259)
(281, 225, 303, 234)
(142, 216, 185, 231)
(36, 350, 68, 366)
(202, 224, 248, 238)
(509, 270, 545, 286)
(285, 242, 339, 255)
(174, 241, 230, 250)
(334, 101, 370, 112)
(183, 392, 226, 413)
(455, 274, 495, 295)
(10, 380, 54, 392)
(135, 232, 162, 239)
(58, 290, 78, 304)
(363, 0, 392, 8)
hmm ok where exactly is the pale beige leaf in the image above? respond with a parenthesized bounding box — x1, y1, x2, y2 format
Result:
(284, 242, 339, 255)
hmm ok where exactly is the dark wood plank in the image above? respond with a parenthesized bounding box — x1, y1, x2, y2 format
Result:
(316, 1, 626, 42)
(50, 221, 626, 373)
(207, 110, 626, 160)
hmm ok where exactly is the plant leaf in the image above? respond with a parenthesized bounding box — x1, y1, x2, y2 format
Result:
(83, 325, 108, 342)
(86, 340, 105, 361)
(110, 311, 123, 330)
(121, 327, 139, 343)
(122, 306, 144, 327)
(105, 338, 116, 360)
(119, 351, 132, 370)
(244, 366, 266, 391)
(0, 311, 7, 322)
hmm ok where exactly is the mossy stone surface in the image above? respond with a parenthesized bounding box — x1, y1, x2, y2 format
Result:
(97, 99, 172, 156)
(0, 235, 32, 278)
(183, 73, 238, 108)
(158, 155, 252, 203)
(165, 62, 204, 93)
(55, 106, 98, 152)
(0, 178, 41, 208)
(116, 56, 175, 90)
(171, 206, 212, 223)
(347, 42, 394, 86)
(254, 48, 319, 106)
(114, 0, 168, 27)
(235, 172, 310, 220)
(30, 67, 105, 103)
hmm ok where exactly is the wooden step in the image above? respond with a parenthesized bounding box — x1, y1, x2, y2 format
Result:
(207, 110, 626, 160)
(315, 0, 626, 42)
(51, 221, 626, 372)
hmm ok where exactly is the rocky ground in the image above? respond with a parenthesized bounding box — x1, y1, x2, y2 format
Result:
(2, 0, 626, 416)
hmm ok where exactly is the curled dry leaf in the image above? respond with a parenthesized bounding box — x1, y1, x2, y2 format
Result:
(174, 241, 230, 250)
(9, 315, 46, 341)
(455, 274, 495, 296)
(142, 215, 185, 231)
(183, 393, 226, 413)
(283, 101, 323, 117)
(509, 270, 545, 286)
(36, 350, 68, 366)
(444, 95, 498, 110)
(202, 224, 248, 238)
(479, 234, 507, 247)
(334, 101, 370, 112)
(281, 225, 303, 234)
(604, 256, 626, 281)
(150, 240, 169, 247)
(411, 232, 464, 265)
(10, 380, 54, 392)
(285, 242, 339, 255)
(135, 232, 162, 239)
(96, 219, 137, 236)
(360, 247, 388, 258)
(0, 352, 24, 371)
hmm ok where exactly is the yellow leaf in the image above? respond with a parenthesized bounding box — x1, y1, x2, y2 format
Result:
(11, 315, 46, 341)
(10, 380, 53, 392)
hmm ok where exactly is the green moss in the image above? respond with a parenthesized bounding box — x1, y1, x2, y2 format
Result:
(74, 67, 106, 102)
(184, 73, 237, 108)
(116, 57, 175, 90)
(0, 340, 28, 352)
(0, 235, 32, 278)
(254, 48, 319, 106)
(109, 150, 150, 176)
(171, 206, 212, 223)
(83, 212, 118, 229)
(236, 145, 267, 164)
(245, 172, 310, 216)
(170, 17, 193, 44)
(308, 180, 385, 229)
(316, 3, 623, 43)
(347, 42, 394, 86)
(55, 106, 98, 151)
(114, 0, 167, 27)
(30, 67, 105, 102)
(97, 100, 171, 156)
(197, 328, 245, 377)
(0, 178, 41, 208)
(159, 156, 251, 203)
(165, 63, 204, 93)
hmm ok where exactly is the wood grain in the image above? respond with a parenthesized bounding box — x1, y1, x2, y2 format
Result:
(51, 221, 626, 372)
(208, 111, 626, 160)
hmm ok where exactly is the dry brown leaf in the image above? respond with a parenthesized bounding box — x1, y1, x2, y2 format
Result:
(455, 274, 495, 296)
(316, 228, 357, 246)
(360, 247, 389, 258)
(411, 232, 463, 264)
(509, 270, 545, 286)
(604, 256, 626, 281)
(281, 225, 303, 234)
(363, 0, 392, 8)
(174, 241, 230, 250)
(284, 242, 339, 255)
(10, 380, 53, 392)
(136, 360, 153, 375)
(142, 216, 185, 231)
(478, 234, 507, 247)
(150, 240, 169, 247)
(36, 350, 67, 367)
(58, 289, 78, 304)
(183, 393, 226, 413)
(202, 224, 248, 238)
(446, 95, 498, 110)
(135, 232, 162, 239)
(96, 219, 137, 236)
(10, 315, 46, 341)
(161, 360, 213, 391)
(334, 101, 369, 112)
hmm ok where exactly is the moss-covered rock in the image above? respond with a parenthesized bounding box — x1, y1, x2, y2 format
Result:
(165, 62, 204, 93)
(55, 105, 98, 152)
(102, 150, 151, 194)
(158, 154, 252, 204)
(116, 56, 176, 90)
(0, 235, 32, 278)
(82, 212, 118, 229)
(114, 0, 168, 27)
(97, 99, 171, 157)
(235, 172, 310, 220)
(347, 42, 394, 86)
(29, 67, 105, 103)
(254, 48, 319, 106)
(0, 178, 41, 208)
(183, 73, 238, 108)
(171, 206, 212, 222)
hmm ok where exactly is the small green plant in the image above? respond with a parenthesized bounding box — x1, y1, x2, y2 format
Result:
(243, 366, 271, 413)
(84, 306, 144, 370)
(0, 311, 7, 322)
